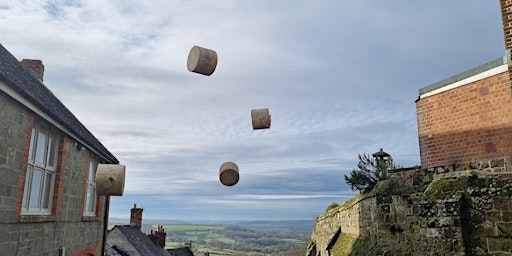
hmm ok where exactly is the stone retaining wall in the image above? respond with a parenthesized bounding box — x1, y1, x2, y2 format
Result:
(308, 168, 512, 256)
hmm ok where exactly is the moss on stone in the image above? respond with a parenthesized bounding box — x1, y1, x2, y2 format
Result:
(487, 237, 512, 252)
(370, 179, 393, 196)
(341, 193, 361, 208)
(349, 236, 377, 256)
(325, 202, 340, 213)
(319, 194, 361, 219)
(330, 233, 357, 256)
(426, 173, 512, 200)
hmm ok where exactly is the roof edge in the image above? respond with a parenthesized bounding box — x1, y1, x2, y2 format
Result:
(419, 56, 507, 96)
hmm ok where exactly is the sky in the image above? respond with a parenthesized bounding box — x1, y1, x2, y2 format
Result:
(0, 1, 506, 222)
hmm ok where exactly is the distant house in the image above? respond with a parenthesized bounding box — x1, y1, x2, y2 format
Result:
(166, 241, 195, 256)
(0, 44, 122, 255)
(106, 204, 195, 256)
(107, 225, 170, 256)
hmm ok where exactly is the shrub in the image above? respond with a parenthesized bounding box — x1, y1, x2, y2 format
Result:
(325, 202, 340, 213)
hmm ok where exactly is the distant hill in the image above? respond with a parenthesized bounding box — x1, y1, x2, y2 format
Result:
(109, 217, 313, 232)
(108, 217, 190, 225)
(226, 220, 314, 232)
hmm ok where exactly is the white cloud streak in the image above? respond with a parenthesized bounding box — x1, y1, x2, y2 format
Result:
(0, 0, 504, 220)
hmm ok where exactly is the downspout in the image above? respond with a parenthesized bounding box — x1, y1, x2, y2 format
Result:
(102, 195, 110, 256)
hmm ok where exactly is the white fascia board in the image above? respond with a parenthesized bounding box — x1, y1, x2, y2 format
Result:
(419, 64, 508, 99)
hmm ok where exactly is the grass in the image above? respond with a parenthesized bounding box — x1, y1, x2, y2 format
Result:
(160, 223, 309, 255)
(158, 224, 262, 254)
(331, 233, 358, 256)
(319, 193, 361, 219)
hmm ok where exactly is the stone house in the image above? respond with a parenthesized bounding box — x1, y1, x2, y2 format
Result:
(167, 246, 195, 256)
(0, 44, 122, 255)
(106, 225, 170, 256)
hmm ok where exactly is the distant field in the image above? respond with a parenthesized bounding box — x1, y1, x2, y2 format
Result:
(158, 223, 309, 255)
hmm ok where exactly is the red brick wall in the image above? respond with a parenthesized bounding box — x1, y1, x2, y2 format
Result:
(501, 0, 512, 50)
(416, 71, 512, 168)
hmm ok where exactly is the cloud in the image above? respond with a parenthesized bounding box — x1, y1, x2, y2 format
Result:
(1, 0, 505, 221)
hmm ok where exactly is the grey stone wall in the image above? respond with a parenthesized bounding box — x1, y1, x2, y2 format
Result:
(310, 197, 361, 253)
(309, 168, 512, 256)
(0, 89, 28, 223)
(0, 90, 107, 256)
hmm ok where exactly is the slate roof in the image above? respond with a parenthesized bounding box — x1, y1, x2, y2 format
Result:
(0, 44, 118, 163)
(419, 56, 504, 96)
(107, 225, 170, 256)
(167, 247, 195, 256)
(105, 245, 130, 256)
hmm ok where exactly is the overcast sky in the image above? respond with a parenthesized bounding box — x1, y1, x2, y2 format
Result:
(0, 1, 505, 222)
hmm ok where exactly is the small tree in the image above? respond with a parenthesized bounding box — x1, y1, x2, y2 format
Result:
(344, 153, 397, 193)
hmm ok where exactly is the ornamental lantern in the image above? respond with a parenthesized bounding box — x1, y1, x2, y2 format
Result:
(373, 148, 390, 171)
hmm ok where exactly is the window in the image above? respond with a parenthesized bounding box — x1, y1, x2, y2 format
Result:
(22, 122, 59, 214)
(84, 157, 97, 216)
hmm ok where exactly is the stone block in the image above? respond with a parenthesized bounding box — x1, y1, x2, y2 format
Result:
(487, 237, 512, 252)
(480, 162, 490, 169)
(475, 221, 497, 237)
(494, 196, 512, 211)
(491, 158, 505, 168)
(377, 195, 392, 204)
(0, 242, 18, 256)
(436, 166, 446, 174)
(502, 211, 512, 222)
(380, 204, 390, 214)
(497, 222, 512, 237)
(485, 210, 503, 222)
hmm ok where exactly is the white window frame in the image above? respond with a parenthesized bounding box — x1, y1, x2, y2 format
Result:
(84, 157, 97, 216)
(22, 122, 59, 215)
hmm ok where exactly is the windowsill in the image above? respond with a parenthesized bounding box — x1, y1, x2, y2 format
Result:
(19, 215, 57, 223)
(82, 215, 101, 222)
(19, 215, 101, 222)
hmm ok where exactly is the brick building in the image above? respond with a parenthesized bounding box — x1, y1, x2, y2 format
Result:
(415, 1, 512, 170)
(0, 44, 121, 255)
(415, 57, 512, 169)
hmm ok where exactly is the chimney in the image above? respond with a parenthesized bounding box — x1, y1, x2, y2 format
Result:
(148, 225, 167, 248)
(130, 203, 143, 229)
(20, 59, 45, 81)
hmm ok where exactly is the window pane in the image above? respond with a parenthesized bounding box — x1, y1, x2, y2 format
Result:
(34, 127, 47, 165)
(46, 133, 57, 168)
(22, 167, 32, 209)
(29, 168, 43, 209)
(89, 186, 96, 213)
(85, 185, 92, 212)
(42, 172, 53, 209)
(28, 127, 35, 162)
(88, 160, 95, 181)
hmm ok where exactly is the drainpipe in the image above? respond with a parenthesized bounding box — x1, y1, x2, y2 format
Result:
(102, 196, 110, 255)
